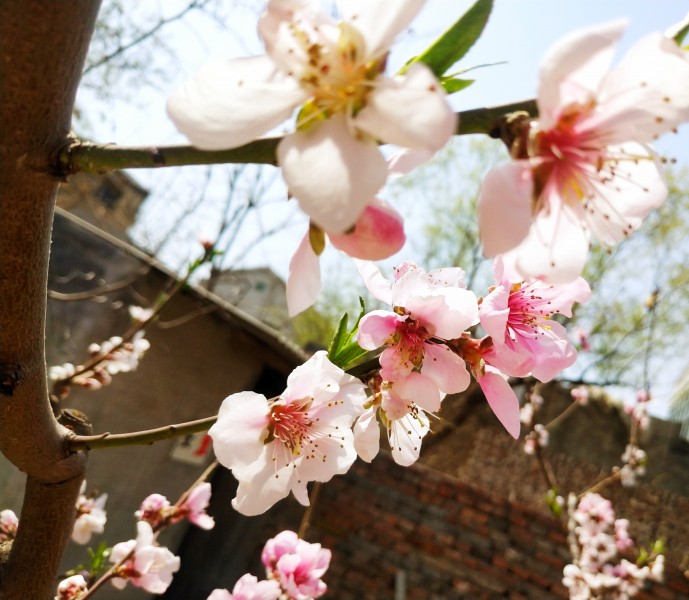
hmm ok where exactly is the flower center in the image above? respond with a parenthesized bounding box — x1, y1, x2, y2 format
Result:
(390, 317, 428, 370)
(296, 22, 383, 129)
(507, 283, 558, 340)
(268, 399, 313, 455)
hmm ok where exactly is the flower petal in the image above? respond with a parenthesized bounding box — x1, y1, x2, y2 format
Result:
(514, 193, 590, 284)
(387, 148, 434, 177)
(286, 232, 322, 316)
(285, 350, 345, 401)
(337, 0, 426, 59)
(478, 284, 511, 342)
(528, 321, 578, 382)
(259, 0, 338, 78)
(353, 408, 381, 462)
(406, 287, 479, 340)
(596, 33, 689, 142)
(354, 63, 456, 151)
(167, 56, 306, 149)
(583, 144, 666, 247)
(537, 20, 625, 128)
(388, 411, 430, 467)
(421, 343, 470, 394)
(278, 115, 388, 232)
(295, 428, 358, 482)
(209, 392, 270, 469)
(232, 454, 295, 515)
(357, 310, 399, 350)
(394, 372, 444, 414)
(355, 259, 393, 304)
(479, 161, 534, 257)
(478, 367, 520, 439)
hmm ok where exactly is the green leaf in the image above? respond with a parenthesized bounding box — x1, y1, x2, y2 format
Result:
(401, 0, 493, 78)
(441, 77, 474, 94)
(327, 298, 370, 371)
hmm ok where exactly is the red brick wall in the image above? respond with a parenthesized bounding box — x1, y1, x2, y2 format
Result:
(309, 453, 689, 599)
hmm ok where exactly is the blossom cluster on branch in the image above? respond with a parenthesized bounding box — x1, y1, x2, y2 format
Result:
(564, 493, 664, 599)
(50, 329, 150, 398)
(210, 254, 591, 510)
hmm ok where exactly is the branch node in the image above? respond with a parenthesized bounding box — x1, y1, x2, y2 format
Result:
(58, 408, 93, 436)
(0, 364, 24, 397)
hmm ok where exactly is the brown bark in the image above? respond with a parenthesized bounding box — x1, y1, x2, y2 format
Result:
(0, 1, 101, 598)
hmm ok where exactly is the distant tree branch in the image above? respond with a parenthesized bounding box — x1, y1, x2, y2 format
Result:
(48, 266, 150, 301)
(57, 99, 538, 176)
(83, 0, 210, 76)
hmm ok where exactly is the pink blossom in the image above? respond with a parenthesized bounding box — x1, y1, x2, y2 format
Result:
(523, 424, 549, 456)
(357, 261, 477, 394)
(110, 521, 180, 594)
(55, 574, 88, 600)
(0, 509, 18, 542)
(571, 386, 589, 405)
(180, 482, 215, 530)
(128, 305, 154, 323)
(262, 530, 301, 568)
(479, 20, 689, 283)
(287, 199, 405, 316)
(619, 444, 647, 487)
(636, 389, 650, 404)
(354, 373, 440, 466)
(168, 0, 455, 233)
(136, 493, 170, 529)
(262, 531, 331, 600)
(136, 484, 214, 531)
(479, 256, 590, 382)
(573, 327, 591, 351)
(207, 574, 280, 600)
(72, 482, 107, 545)
(209, 351, 367, 515)
(614, 519, 633, 552)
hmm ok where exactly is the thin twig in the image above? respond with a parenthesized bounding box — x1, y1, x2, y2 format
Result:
(298, 482, 321, 540)
(48, 267, 150, 301)
(156, 304, 218, 329)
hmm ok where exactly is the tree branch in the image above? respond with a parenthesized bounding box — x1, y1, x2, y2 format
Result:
(56, 99, 538, 176)
(0, 1, 102, 597)
(68, 416, 217, 451)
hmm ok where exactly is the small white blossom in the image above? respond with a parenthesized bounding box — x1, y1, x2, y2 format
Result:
(72, 482, 107, 545)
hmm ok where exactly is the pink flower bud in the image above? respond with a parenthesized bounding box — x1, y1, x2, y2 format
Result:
(329, 199, 405, 260)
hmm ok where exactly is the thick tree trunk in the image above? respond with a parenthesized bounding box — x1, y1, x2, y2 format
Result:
(0, 2, 101, 598)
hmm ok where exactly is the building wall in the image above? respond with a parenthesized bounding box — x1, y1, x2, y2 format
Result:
(56, 172, 147, 240)
(40, 210, 303, 600)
